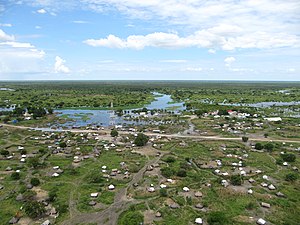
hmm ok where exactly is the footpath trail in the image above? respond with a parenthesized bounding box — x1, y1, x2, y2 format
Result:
(2, 123, 300, 144)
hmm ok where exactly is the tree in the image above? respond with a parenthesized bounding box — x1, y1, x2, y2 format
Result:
(110, 129, 118, 137)
(242, 136, 249, 142)
(159, 188, 168, 197)
(134, 133, 149, 146)
(23, 201, 45, 218)
(281, 153, 296, 162)
(47, 108, 53, 114)
(161, 167, 175, 178)
(177, 169, 187, 177)
(30, 178, 40, 186)
(59, 142, 67, 148)
(164, 156, 176, 163)
(11, 172, 20, 180)
(285, 173, 298, 182)
(264, 142, 274, 152)
(255, 142, 263, 150)
(48, 189, 57, 202)
(27, 157, 40, 169)
(230, 175, 243, 186)
(0, 150, 9, 156)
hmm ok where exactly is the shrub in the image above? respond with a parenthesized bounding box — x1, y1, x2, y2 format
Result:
(11, 172, 20, 180)
(161, 167, 175, 178)
(230, 175, 243, 186)
(207, 211, 229, 225)
(23, 201, 46, 218)
(0, 150, 9, 156)
(30, 178, 40, 186)
(285, 173, 298, 182)
(242, 136, 249, 142)
(177, 169, 187, 177)
(56, 203, 68, 214)
(134, 133, 149, 146)
(23, 190, 36, 201)
(119, 211, 143, 225)
(281, 153, 296, 162)
(164, 156, 176, 163)
(159, 188, 168, 197)
(27, 157, 40, 169)
(264, 142, 274, 152)
(59, 142, 67, 148)
(110, 129, 118, 137)
(87, 172, 104, 183)
(255, 143, 263, 150)
(48, 189, 57, 202)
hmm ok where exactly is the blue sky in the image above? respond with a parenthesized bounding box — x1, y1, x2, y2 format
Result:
(0, 0, 299, 80)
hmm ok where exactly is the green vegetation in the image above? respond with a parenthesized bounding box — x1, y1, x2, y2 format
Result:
(23, 201, 46, 218)
(110, 129, 119, 137)
(1, 81, 300, 225)
(134, 133, 149, 146)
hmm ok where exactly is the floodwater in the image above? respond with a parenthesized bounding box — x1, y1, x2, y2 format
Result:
(52, 92, 185, 128)
(220, 101, 300, 108)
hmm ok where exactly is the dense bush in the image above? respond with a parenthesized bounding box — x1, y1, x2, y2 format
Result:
(281, 154, 296, 162)
(177, 169, 187, 177)
(110, 129, 119, 137)
(134, 133, 149, 146)
(161, 167, 176, 178)
(23, 201, 45, 218)
(159, 188, 168, 197)
(242, 136, 249, 142)
(255, 143, 263, 150)
(264, 142, 274, 152)
(285, 173, 298, 182)
(230, 175, 243, 186)
(118, 211, 143, 225)
(11, 172, 20, 180)
(164, 156, 176, 163)
(207, 211, 229, 225)
(30, 178, 40, 186)
(0, 150, 9, 156)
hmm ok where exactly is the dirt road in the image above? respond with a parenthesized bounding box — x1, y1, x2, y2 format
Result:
(2, 123, 300, 144)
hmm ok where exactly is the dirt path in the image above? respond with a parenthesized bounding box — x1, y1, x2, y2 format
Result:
(2, 123, 300, 144)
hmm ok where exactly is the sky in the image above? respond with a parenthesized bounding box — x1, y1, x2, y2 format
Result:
(0, 0, 299, 80)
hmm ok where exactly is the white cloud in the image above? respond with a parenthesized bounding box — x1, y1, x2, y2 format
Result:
(0, 29, 15, 41)
(0, 23, 12, 27)
(35, 25, 42, 29)
(287, 68, 295, 72)
(0, 30, 46, 74)
(208, 49, 216, 54)
(54, 56, 70, 73)
(84, 29, 300, 50)
(224, 56, 235, 67)
(37, 8, 47, 14)
(182, 67, 203, 72)
(16, 1, 300, 51)
(160, 59, 187, 63)
(72, 20, 89, 24)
